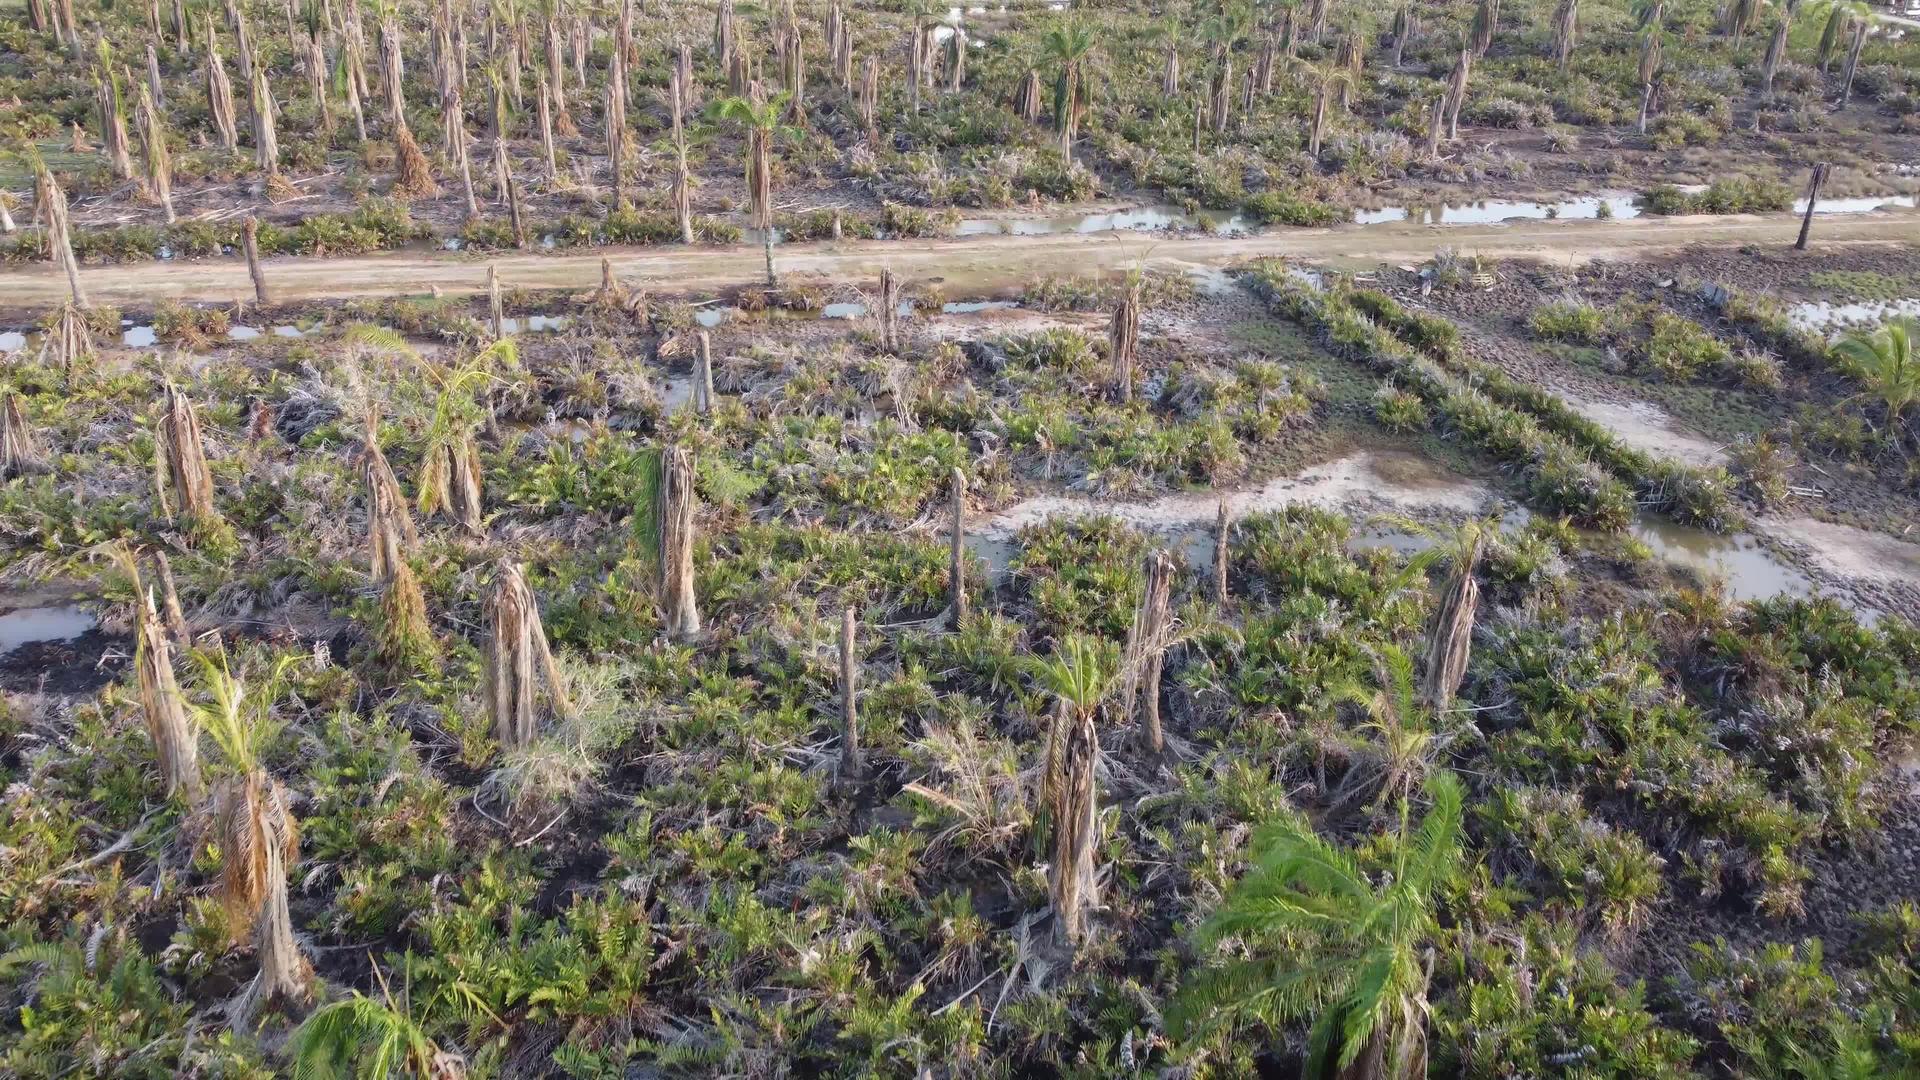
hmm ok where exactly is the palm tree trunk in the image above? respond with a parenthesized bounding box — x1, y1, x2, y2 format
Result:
(949, 467, 967, 629)
(1639, 81, 1655, 134)
(1762, 15, 1788, 94)
(136, 84, 176, 224)
(232, 792, 312, 1023)
(1162, 41, 1180, 96)
(152, 550, 192, 648)
(37, 168, 86, 307)
(1109, 283, 1139, 400)
(1311, 83, 1329, 157)
(1426, 94, 1445, 158)
(1049, 704, 1099, 946)
(250, 67, 280, 180)
(0, 392, 49, 480)
(536, 74, 557, 180)
(1798, 162, 1829, 250)
(1420, 536, 1481, 711)
(159, 383, 219, 527)
(860, 55, 880, 136)
(1445, 49, 1472, 140)
(879, 267, 901, 350)
(1123, 550, 1174, 755)
(146, 41, 165, 109)
(1210, 58, 1231, 135)
(1213, 502, 1231, 606)
(837, 606, 862, 787)
(1840, 19, 1867, 107)
(486, 560, 571, 749)
(97, 75, 135, 181)
(242, 216, 271, 305)
(606, 74, 627, 209)
(693, 332, 714, 412)
(659, 446, 702, 640)
(1553, 0, 1578, 74)
(134, 582, 202, 800)
(207, 36, 240, 151)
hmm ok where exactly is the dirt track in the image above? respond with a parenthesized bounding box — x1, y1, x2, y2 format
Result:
(3, 209, 1918, 314)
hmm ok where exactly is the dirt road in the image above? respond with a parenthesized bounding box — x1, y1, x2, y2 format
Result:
(3, 209, 1917, 314)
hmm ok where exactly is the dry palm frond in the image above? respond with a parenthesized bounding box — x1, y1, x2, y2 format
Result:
(156, 382, 220, 527)
(376, 554, 436, 670)
(38, 300, 95, 370)
(133, 580, 202, 800)
(360, 412, 417, 579)
(1119, 549, 1175, 754)
(658, 445, 701, 640)
(418, 363, 489, 534)
(393, 125, 439, 198)
(35, 163, 86, 307)
(1, 392, 50, 479)
(485, 560, 573, 751)
(1421, 529, 1483, 712)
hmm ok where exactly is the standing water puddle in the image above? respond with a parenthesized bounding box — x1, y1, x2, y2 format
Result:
(956, 205, 1253, 237)
(1786, 298, 1920, 332)
(1354, 193, 1642, 226)
(0, 605, 99, 656)
(0, 330, 26, 353)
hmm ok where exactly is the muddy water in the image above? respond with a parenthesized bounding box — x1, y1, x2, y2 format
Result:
(1354, 194, 1643, 226)
(1629, 520, 1819, 604)
(1786, 298, 1920, 332)
(956, 205, 1253, 238)
(0, 605, 98, 656)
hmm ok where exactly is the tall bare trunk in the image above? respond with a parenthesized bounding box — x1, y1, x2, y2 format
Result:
(949, 467, 967, 629)
(692, 331, 714, 412)
(1445, 49, 1472, 140)
(448, 87, 480, 217)
(1797, 162, 1829, 250)
(1761, 15, 1788, 93)
(1161, 41, 1180, 96)
(606, 58, 627, 208)
(1420, 535, 1481, 711)
(837, 605, 862, 787)
(97, 72, 136, 181)
(147, 41, 165, 109)
(1122, 550, 1175, 755)
(1213, 502, 1231, 606)
(1109, 283, 1139, 401)
(536, 73, 557, 180)
(1048, 702, 1098, 946)
(250, 67, 282, 183)
(659, 446, 701, 640)
(860, 55, 880, 136)
(1840, 19, 1866, 107)
(36, 167, 86, 306)
(1552, 0, 1579, 74)
(242, 215, 271, 305)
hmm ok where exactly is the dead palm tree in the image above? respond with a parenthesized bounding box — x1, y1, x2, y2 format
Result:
(34, 158, 87, 307)
(0, 391, 49, 479)
(418, 357, 492, 534)
(192, 653, 312, 1023)
(110, 543, 202, 801)
(485, 559, 574, 751)
(657, 445, 702, 640)
(1551, 0, 1580, 73)
(156, 383, 221, 530)
(134, 83, 175, 223)
(1032, 633, 1114, 947)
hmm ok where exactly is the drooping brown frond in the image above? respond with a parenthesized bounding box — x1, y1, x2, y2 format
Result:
(658, 446, 701, 640)
(228, 770, 312, 1024)
(393, 125, 440, 199)
(360, 413, 418, 581)
(156, 383, 220, 528)
(39, 301, 95, 370)
(1421, 532, 1482, 711)
(1120, 549, 1175, 755)
(0, 392, 50, 479)
(1049, 702, 1099, 945)
(134, 581, 202, 800)
(485, 560, 573, 751)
